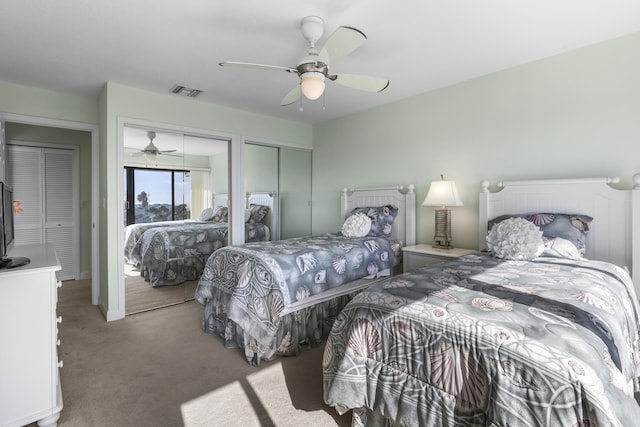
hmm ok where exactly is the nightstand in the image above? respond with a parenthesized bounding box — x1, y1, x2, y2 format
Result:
(402, 244, 477, 273)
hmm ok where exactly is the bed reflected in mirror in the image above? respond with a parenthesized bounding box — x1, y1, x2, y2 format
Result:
(122, 125, 229, 315)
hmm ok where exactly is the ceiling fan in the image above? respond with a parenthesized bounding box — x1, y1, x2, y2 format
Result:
(129, 131, 182, 162)
(219, 16, 390, 106)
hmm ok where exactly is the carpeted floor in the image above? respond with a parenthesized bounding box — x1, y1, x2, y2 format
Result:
(37, 279, 350, 427)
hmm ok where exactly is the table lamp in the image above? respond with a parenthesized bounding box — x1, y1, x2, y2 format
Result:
(422, 175, 463, 249)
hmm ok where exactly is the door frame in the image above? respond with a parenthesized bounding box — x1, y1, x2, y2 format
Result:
(4, 113, 100, 304)
(7, 141, 80, 280)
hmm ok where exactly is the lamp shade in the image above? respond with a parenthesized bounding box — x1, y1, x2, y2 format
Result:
(422, 180, 463, 207)
(300, 72, 325, 100)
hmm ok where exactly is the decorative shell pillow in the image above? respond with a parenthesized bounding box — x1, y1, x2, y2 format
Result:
(197, 207, 214, 221)
(486, 217, 544, 260)
(246, 204, 270, 224)
(210, 206, 229, 223)
(341, 212, 372, 238)
(350, 205, 399, 237)
(488, 213, 592, 255)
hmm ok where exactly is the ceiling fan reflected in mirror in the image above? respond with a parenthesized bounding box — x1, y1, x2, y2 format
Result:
(219, 16, 390, 107)
(129, 131, 183, 163)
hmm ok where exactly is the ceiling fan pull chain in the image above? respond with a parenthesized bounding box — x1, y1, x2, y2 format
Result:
(322, 92, 326, 110)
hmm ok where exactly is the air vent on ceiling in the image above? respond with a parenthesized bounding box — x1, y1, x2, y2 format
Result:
(169, 84, 202, 98)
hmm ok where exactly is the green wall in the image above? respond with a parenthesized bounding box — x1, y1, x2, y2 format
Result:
(0, 82, 98, 124)
(100, 83, 312, 318)
(311, 32, 640, 251)
(1, 31, 639, 319)
(0, 80, 312, 319)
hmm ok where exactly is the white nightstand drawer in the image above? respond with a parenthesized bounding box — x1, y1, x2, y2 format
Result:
(402, 245, 477, 273)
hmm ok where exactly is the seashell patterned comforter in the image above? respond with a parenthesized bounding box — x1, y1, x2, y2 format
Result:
(194, 233, 402, 364)
(131, 221, 269, 287)
(323, 253, 640, 427)
(124, 219, 204, 267)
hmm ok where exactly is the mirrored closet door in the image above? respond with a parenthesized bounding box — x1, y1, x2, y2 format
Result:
(244, 143, 312, 241)
(123, 125, 229, 315)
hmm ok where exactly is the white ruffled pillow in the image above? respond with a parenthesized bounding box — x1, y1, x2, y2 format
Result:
(198, 207, 214, 221)
(341, 212, 372, 238)
(486, 217, 544, 260)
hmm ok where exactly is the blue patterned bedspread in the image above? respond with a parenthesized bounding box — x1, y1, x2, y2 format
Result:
(138, 222, 269, 287)
(195, 233, 402, 347)
(323, 254, 640, 427)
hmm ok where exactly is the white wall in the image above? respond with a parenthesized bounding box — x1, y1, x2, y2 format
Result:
(311, 32, 640, 251)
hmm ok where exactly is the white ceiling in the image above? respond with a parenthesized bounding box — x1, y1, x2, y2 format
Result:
(1, 1, 639, 126)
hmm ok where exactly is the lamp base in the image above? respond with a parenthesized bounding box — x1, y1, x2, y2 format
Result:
(433, 208, 454, 250)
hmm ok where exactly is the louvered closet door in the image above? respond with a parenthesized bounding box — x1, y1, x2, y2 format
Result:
(7, 145, 78, 280)
(7, 145, 44, 245)
(44, 148, 76, 280)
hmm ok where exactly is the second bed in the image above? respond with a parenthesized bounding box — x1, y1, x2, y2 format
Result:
(195, 185, 416, 364)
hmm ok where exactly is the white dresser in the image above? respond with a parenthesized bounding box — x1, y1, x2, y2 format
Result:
(0, 244, 63, 427)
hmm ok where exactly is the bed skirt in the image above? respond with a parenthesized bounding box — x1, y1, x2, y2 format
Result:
(201, 283, 358, 365)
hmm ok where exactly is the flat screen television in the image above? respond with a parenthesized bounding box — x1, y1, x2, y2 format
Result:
(0, 182, 29, 269)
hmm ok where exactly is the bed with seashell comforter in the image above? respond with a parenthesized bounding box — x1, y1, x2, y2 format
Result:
(323, 175, 640, 427)
(124, 193, 274, 288)
(194, 185, 417, 365)
(323, 253, 640, 426)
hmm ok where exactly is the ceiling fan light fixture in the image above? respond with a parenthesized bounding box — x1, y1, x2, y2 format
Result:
(146, 153, 157, 163)
(300, 72, 325, 100)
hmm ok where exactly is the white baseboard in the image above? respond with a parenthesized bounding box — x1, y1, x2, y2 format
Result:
(100, 304, 125, 322)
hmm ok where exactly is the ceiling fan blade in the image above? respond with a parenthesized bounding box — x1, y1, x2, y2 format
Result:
(317, 26, 366, 67)
(280, 85, 301, 106)
(219, 61, 297, 74)
(159, 150, 177, 154)
(129, 152, 144, 157)
(329, 73, 389, 93)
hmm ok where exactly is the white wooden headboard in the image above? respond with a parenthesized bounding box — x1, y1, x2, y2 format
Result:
(479, 175, 640, 291)
(247, 191, 277, 240)
(341, 185, 416, 246)
(213, 193, 228, 209)
(247, 191, 276, 209)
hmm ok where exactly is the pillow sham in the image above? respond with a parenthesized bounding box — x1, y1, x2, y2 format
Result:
(210, 206, 228, 223)
(341, 212, 372, 237)
(197, 207, 214, 221)
(488, 213, 592, 255)
(541, 236, 582, 260)
(486, 217, 544, 260)
(351, 205, 399, 237)
(247, 204, 270, 224)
